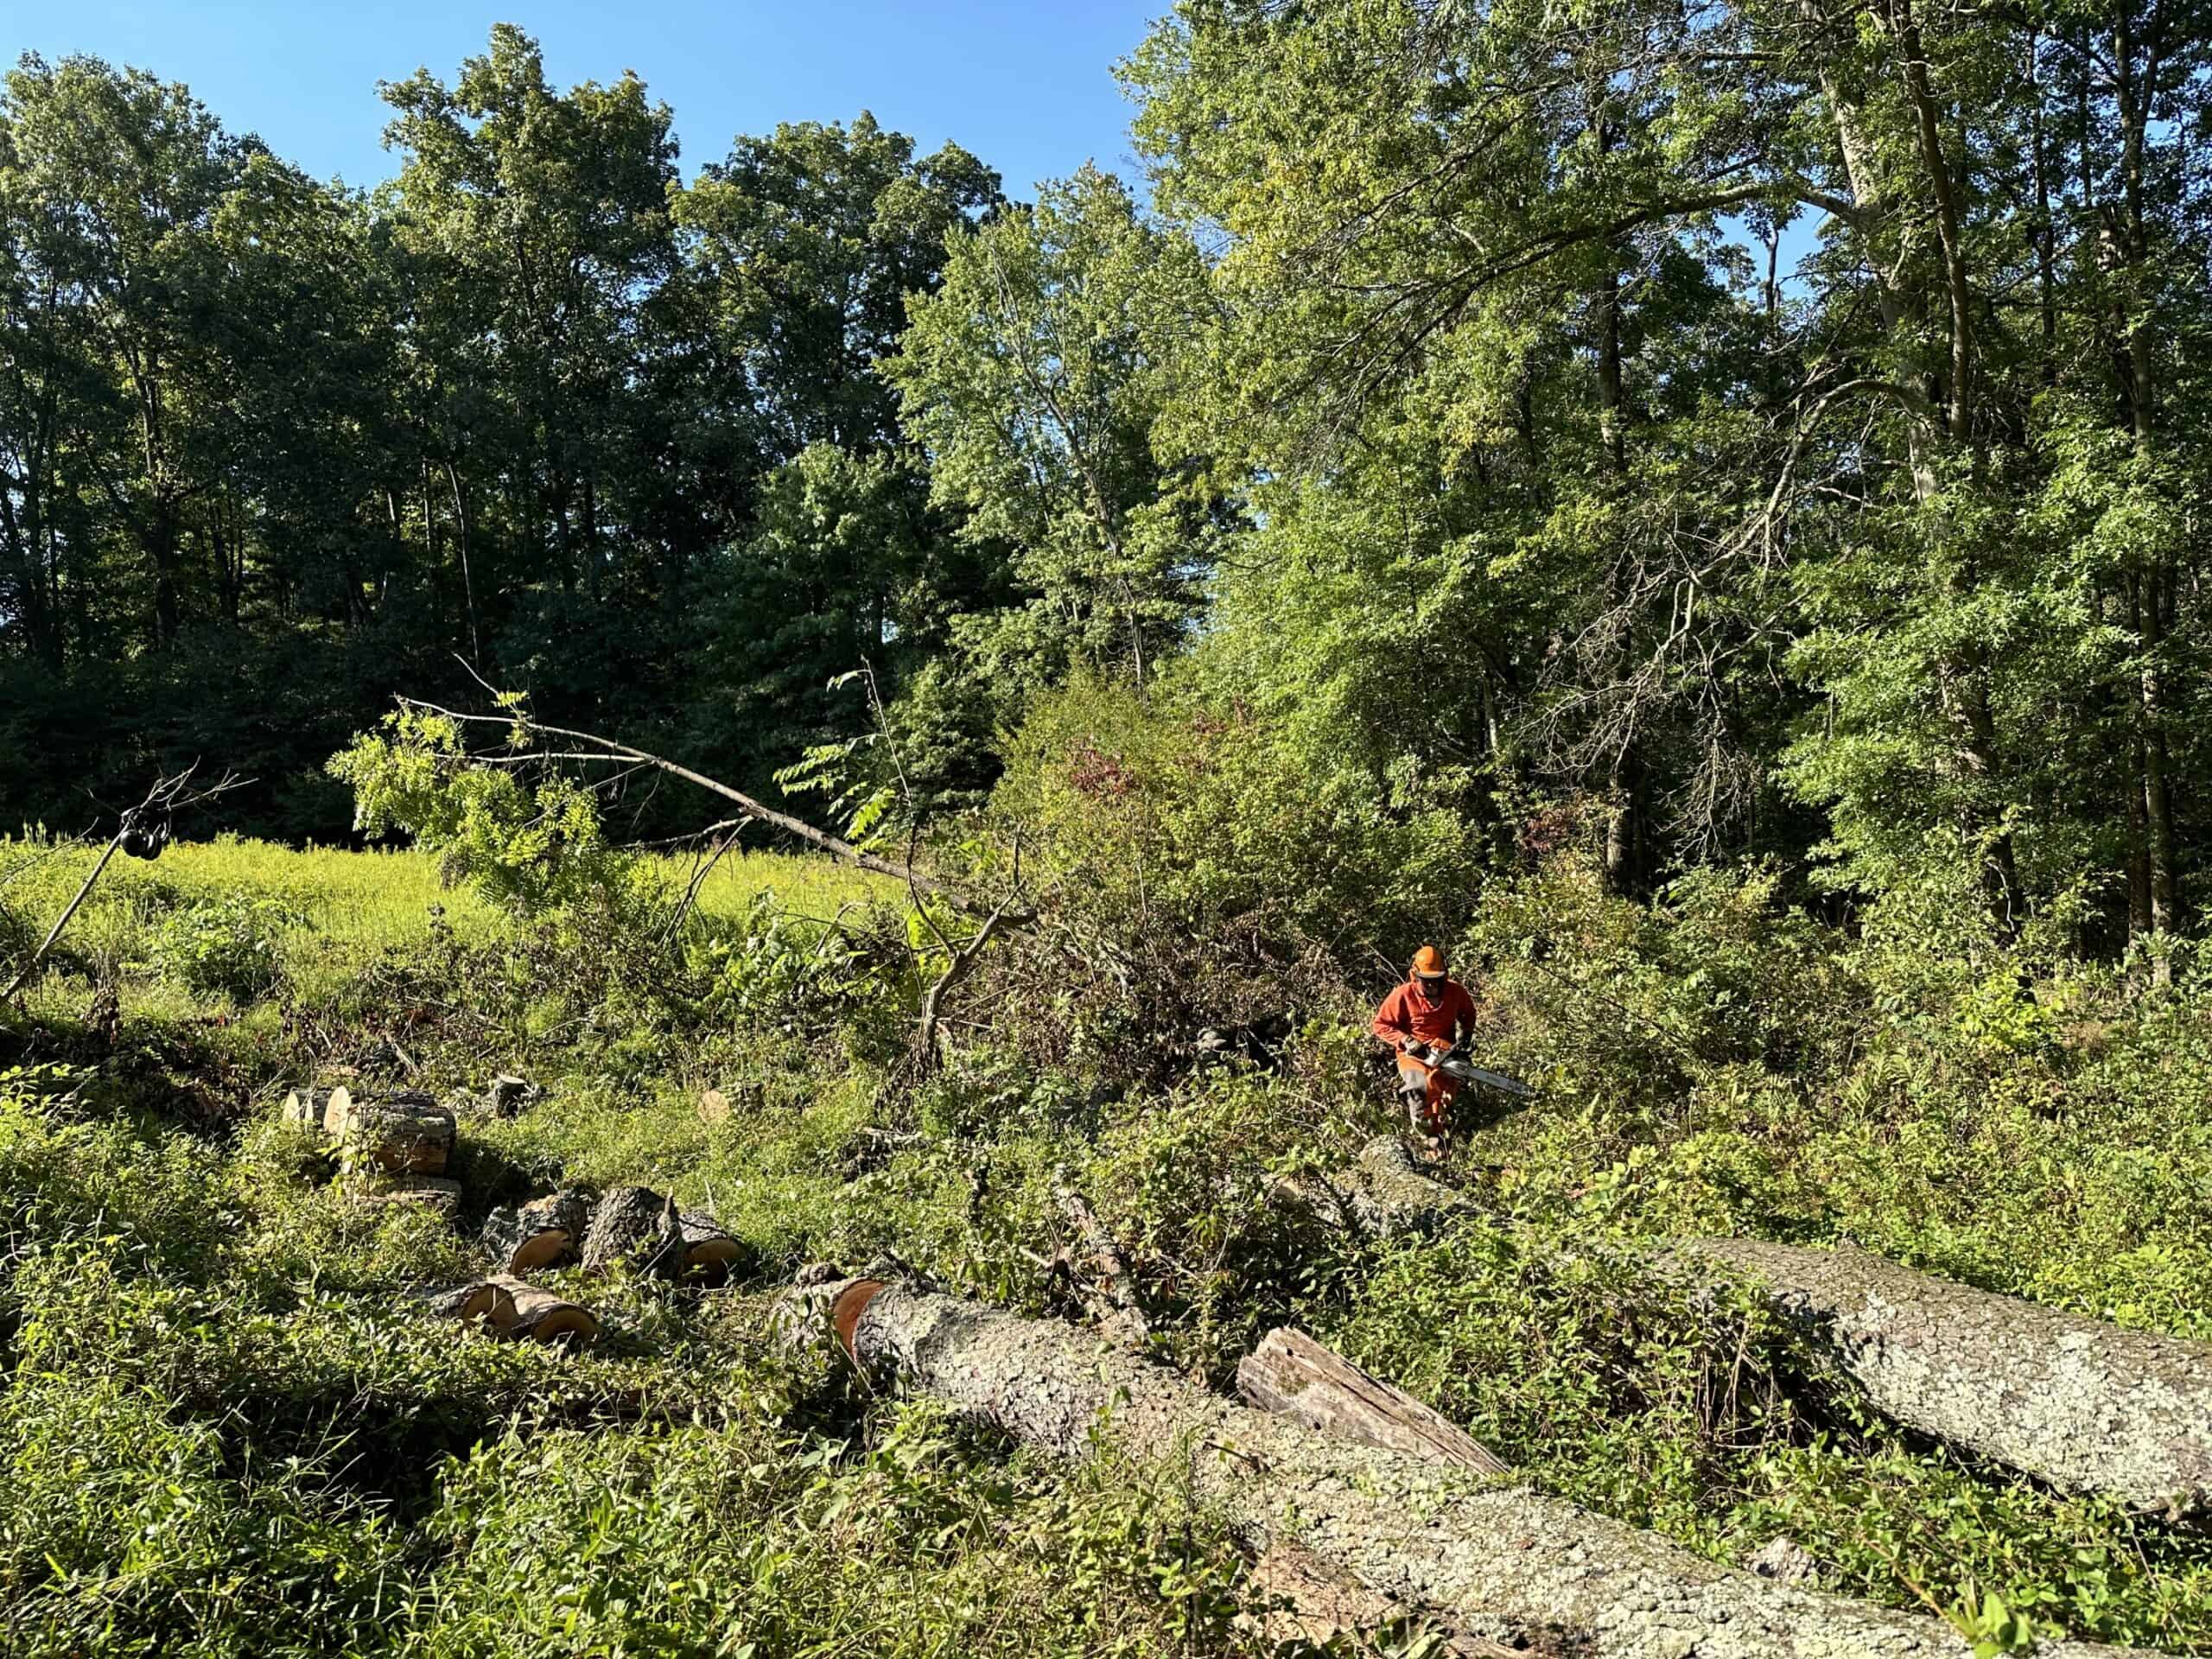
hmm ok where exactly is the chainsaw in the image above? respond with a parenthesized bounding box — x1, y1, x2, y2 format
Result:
(1424, 1041, 1535, 1098)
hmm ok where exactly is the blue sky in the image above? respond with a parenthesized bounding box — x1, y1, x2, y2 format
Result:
(2, 1, 1160, 196)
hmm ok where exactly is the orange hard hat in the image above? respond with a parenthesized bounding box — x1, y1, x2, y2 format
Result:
(1411, 944, 1447, 980)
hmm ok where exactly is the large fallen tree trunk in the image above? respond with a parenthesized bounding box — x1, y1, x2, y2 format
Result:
(798, 1277, 2148, 1659)
(1680, 1237, 2212, 1516)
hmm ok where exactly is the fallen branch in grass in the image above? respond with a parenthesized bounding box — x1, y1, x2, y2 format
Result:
(3, 766, 249, 1001)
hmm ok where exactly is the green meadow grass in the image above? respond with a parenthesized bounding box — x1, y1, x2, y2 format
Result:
(0, 833, 887, 958)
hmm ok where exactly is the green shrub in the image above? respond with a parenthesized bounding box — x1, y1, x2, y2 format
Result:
(149, 894, 308, 1002)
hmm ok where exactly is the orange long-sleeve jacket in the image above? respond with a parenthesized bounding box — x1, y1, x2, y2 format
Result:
(1371, 977, 1477, 1054)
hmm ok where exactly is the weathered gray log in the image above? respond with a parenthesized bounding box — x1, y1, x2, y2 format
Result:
(1238, 1326, 1509, 1475)
(1681, 1236, 2212, 1515)
(678, 1212, 746, 1283)
(798, 1278, 2149, 1659)
(582, 1185, 686, 1280)
(1277, 1136, 1473, 1238)
(1053, 1167, 1149, 1347)
(333, 1091, 455, 1176)
(281, 1084, 351, 1132)
(484, 1190, 592, 1274)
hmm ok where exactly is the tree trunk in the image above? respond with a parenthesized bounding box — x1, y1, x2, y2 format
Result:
(1679, 1237, 2212, 1515)
(1238, 1326, 1510, 1475)
(798, 1278, 2149, 1659)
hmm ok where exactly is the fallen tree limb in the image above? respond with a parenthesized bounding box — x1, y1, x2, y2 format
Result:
(429, 1274, 600, 1344)
(795, 1277, 2148, 1659)
(397, 696, 1023, 918)
(1053, 1168, 1149, 1348)
(1680, 1236, 2212, 1516)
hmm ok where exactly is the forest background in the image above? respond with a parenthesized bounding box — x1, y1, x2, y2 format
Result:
(5, 0, 2206, 956)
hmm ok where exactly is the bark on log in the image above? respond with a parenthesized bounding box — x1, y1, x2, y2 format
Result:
(334, 1092, 455, 1176)
(1053, 1168, 1149, 1347)
(1238, 1326, 1509, 1476)
(679, 1212, 746, 1284)
(801, 1278, 2149, 1659)
(583, 1185, 685, 1279)
(483, 1274, 601, 1344)
(1680, 1236, 2212, 1514)
(484, 1190, 592, 1274)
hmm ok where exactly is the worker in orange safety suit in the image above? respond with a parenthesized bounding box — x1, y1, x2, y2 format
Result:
(1370, 945, 1478, 1149)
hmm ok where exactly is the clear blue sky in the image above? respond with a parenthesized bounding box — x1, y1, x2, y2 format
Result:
(1, 1, 1160, 196)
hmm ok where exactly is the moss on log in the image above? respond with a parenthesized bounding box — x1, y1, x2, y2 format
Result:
(804, 1277, 2151, 1659)
(1681, 1236, 2212, 1514)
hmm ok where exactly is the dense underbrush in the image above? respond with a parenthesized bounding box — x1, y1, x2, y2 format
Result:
(4, 742, 2212, 1655)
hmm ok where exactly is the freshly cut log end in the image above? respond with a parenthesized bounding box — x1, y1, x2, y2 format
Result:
(1681, 1236, 2212, 1515)
(334, 1092, 456, 1177)
(678, 1213, 746, 1284)
(428, 1279, 515, 1324)
(282, 1084, 350, 1132)
(484, 1190, 591, 1275)
(429, 1275, 598, 1345)
(1237, 1326, 1509, 1477)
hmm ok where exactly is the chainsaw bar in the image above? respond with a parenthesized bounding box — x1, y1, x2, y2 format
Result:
(1437, 1058, 1535, 1096)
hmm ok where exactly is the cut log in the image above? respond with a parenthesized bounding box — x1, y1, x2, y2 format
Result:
(1238, 1326, 1509, 1475)
(1053, 1167, 1149, 1347)
(582, 1185, 685, 1279)
(352, 1175, 463, 1214)
(1680, 1236, 2212, 1515)
(426, 1276, 597, 1344)
(486, 1073, 536, 1117)
(795, 1278, 2151, 1659)
(483, 1274, 601, 1344)
(281, 1084, 350, 1132)
(483, 1190, 592, 1274)
(427, 1280, 514, 1323)
(333, 1091, 455, 1177)
(678, 1212, 746, 1283)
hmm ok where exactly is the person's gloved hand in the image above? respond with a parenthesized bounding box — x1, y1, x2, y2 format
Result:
(1405, 1040, 1433, 1061)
